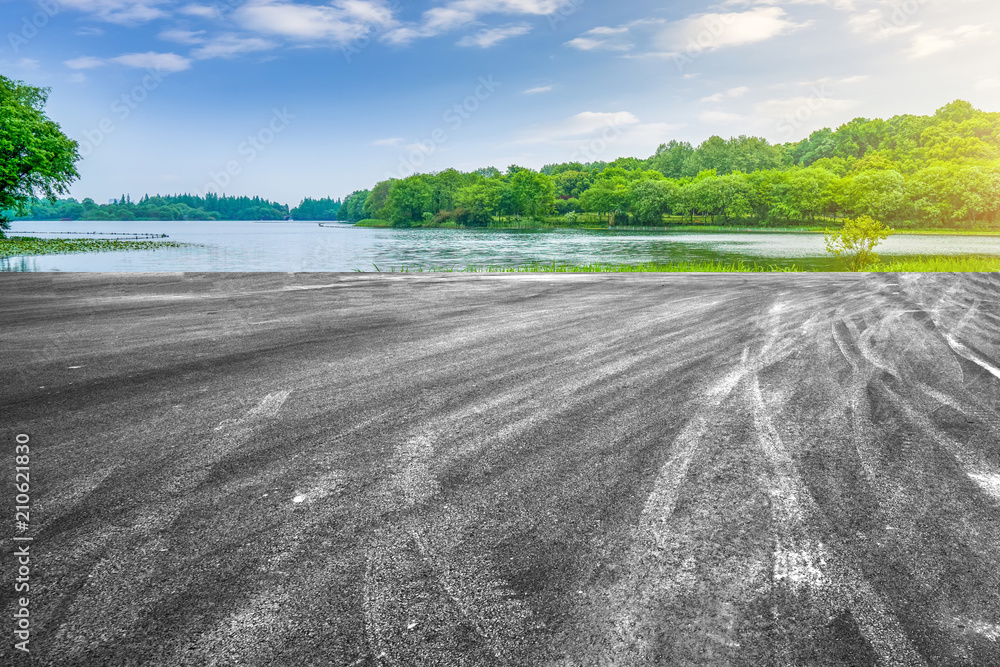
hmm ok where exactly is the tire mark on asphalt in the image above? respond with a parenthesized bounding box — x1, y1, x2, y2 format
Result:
(880, 381, 1000, 503)
(214, 390, 292, 431)
(411, 529, 533, 664)
(748, 361, 928, 667)
(39, 389, 296, 662)
(944, 334, 1000, 380)
(364, 423, 533, 665)
(580, 297, 829, 664)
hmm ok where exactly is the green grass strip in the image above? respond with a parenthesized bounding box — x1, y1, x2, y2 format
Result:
(359, 256, 1000, 273)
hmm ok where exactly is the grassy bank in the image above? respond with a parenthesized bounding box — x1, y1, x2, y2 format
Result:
(357, 255, 1000, 273)
(376, 260, 802, 273)
(870, 255, 1000, 272)
(0, 236, 192, 258)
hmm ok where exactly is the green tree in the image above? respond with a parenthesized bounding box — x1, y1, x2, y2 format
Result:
(0, 76, 80, 233)
(383, 176, 432, 226)
(824, 215, 891, 271)
(628, 178, 678, 225)
(509, 169, 555, 219)
(455, 177, 506, 221)
(841, 169, 905, 221)
(649, 140, 695, 178)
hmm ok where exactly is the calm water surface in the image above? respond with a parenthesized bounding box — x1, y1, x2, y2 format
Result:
(5, 220, 1000, 272)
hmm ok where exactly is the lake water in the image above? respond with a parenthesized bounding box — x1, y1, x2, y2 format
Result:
(5, 220, 1000, 272)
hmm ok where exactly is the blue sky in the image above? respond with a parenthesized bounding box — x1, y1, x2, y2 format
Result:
(2, 0, 999, 204)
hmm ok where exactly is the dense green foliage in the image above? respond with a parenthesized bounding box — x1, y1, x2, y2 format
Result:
(338, 101, 1000, 230)
(289, 197, 341, 220)
(0, 76, 81, 233)
(14, 194, 339, 221)
(10, 192, 291, 221)
(0, 236, 188, 257)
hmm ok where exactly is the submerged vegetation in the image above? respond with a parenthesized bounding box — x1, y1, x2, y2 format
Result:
(339, 101, 1000, 232)
(0, 236, 191, 257)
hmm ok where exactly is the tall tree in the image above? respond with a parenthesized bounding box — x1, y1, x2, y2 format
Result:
(0, 76, 80, 233)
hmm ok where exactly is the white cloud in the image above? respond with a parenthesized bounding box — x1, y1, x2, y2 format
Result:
(110, 52, 193, 72)
(908, 24, 992, 58)
(237, 0, 396, 43)
(848, 9, 921, 40)
(565, 37, 611, 51)
(373, 137, 404, 146)
(658, 7, 811, 54)
(192, 35, 278, 59)
(0, 58, 40, 73)
(726, 0, 856, 7)
(564, 24, 637, 52)
(566, 8, 808, 57)
(701, 86, 750, 103)
(58, 0, 167, 24)
(159, 29, 207, 44)
(457, 24, 531, 48)
(64, 56, 105, 69)
(385, 0, 566, 44)
(65, 51, 192, 72)
(522, 85, 553, 94)
(179, 4, 219, 19)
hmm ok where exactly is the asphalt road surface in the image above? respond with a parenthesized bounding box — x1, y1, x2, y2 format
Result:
(2, 272, 999, 667)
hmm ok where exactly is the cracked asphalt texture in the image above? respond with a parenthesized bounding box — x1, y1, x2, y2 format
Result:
(2, 272, 1000, 666)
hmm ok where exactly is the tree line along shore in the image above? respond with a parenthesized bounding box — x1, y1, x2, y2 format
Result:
(337, 100, 1000, 232)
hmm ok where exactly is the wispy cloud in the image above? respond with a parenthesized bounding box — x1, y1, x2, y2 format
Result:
(179, 4, 219, 19)
(191, 34, 278, 59)
(907, 24, 992, 58)
(457, 24, 531, 47)
(236, 0, 396, 43)
(384, 0, 566, 45)
(58, 0, 168, 24)
(566, 8, 810, 57)
(564, 23, 639, 52)
(373, 137, 405, 146)
(701, 86, 750, 103)
(112, 51, 193, 71)
(159, 29, 207, 44)
(64, 55, 106, 69)
(657, 7, 811, 54)
(522, 85, 554, 94)
(66, 51, 193, 72)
